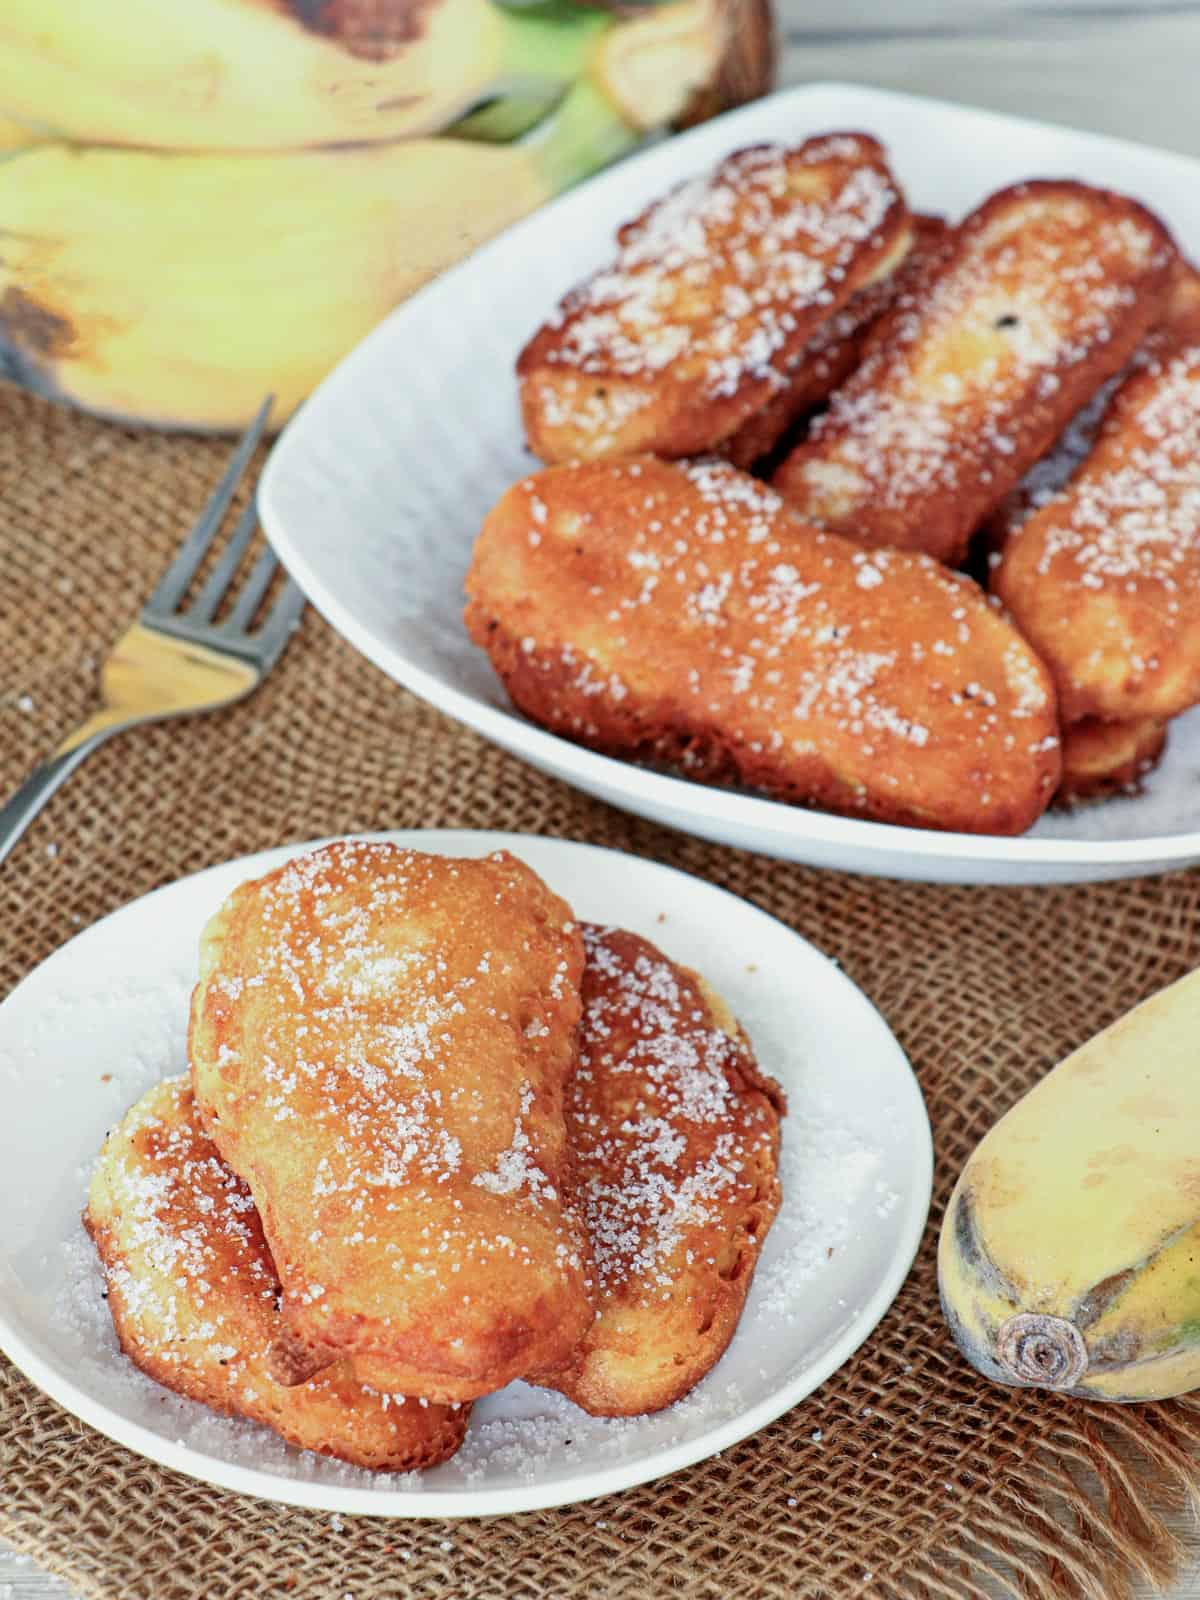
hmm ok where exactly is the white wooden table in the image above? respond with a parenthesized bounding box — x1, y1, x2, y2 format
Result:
(4, 3, 1199, 1595)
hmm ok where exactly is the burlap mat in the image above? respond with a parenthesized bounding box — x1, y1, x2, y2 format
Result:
(3, 384, 1200, 1600)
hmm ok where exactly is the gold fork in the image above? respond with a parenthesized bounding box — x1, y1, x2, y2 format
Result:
(1, 399, 305, 865)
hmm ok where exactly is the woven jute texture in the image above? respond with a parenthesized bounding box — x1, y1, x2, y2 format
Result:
(3, 383, 1200, 1600)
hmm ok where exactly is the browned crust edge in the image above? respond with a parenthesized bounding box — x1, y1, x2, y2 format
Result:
(464, 608, 1055, 838)
(83, 1208, 469, 1472)
(518, 134, 910, 464)
(1053, 720, 1169, 808)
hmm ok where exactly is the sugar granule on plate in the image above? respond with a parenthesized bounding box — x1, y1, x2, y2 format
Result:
(752, 1089, 887, 1322)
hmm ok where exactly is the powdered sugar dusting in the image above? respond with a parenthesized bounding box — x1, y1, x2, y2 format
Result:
(84, 1074, 468, 1472)
(192, 841, 591, 1354)
(569, 926, 781, 1300)
(1029, 342, 1200, 587)
(778, 182, 1172, 550)
(492, 457, 1056, 828)
(54, 1230, 428, 1489)
(755, 1089, 897, 1320)
(51, 1048, 899, 1492)
(525, 135, 899, 403)
(989, 372, 1123, 537)
(721, 214, 949, 469)
(89, 1077, 271, 1368)
(991, 330, 1200, 726)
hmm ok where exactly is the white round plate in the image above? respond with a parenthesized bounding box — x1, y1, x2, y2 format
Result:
(0, 831, 930, 1517)
(259, 82, 1200, 884)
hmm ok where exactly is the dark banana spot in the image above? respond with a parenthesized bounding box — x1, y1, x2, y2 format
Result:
(273, 0, 434, 60)
(0, 287, 73, 396)
(1073, 1267, 1137, 1330)
(0, 286, 75, 357)
(951, 1190, 985, 1273)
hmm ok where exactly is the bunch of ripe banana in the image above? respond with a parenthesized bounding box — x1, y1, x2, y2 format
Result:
(0, 0, 773, 430)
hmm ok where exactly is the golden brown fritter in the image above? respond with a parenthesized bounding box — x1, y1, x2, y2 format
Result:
(85, 1077, 469, 1472)
(772, 180, 1177, 565)
(189, 840, 594, 1403)
(463, 456, 1061, 835)
(1054, 717, 1167, 807)
(720, 214, 947, 471)
(992, 325, 1200, 722)
(984, 261, 1200, 551)
(518, 133, 908, 464)
(542, 926, 783, 1417)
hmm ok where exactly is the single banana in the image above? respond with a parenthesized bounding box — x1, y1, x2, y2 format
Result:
(939, 968, 1200, 1402)
(0, 80, 637, 430)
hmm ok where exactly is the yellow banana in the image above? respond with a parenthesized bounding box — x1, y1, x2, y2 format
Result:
(939, 968, 1200, 1401)
(0, 81, 636, 430)
(0, 114, 36, 154)
(0, 0, 610, 151)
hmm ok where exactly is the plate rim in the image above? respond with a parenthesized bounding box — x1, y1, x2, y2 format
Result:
(259, 80, 1200, 877)
(0, 828, 933, 1517)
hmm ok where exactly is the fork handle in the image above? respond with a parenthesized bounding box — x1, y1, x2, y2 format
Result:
(0, 716, 123, 869)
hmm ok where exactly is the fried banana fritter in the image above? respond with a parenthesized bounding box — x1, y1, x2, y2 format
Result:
(518, 133, 908, 465)
(772, 180, 1177, 565)
(721, 214, 947, 472)
(189, 841, 594, 1403)
(541, 926, 783, 1417)
(85, 1077, 469, 1471)
(985, 262, 1200, 550)
(463, 457, 1061, 835)
(1054, 717, 1167, 807)
(992, 323, 1200, 722)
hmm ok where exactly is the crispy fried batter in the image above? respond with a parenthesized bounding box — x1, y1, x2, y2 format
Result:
(984, 261, 1200, 551)
(721, 214, 947, 471)
(992, 315, 1200, 721)
(541, 926, 784, 1417)
(1054, 717, 1167, 807)
(463, 457, 1061, 835)
(189, 841, 594, 1403)
(517, 133, 908, 465)
(85, 1077, 469, 1472)
(772, 180, 1177, 565)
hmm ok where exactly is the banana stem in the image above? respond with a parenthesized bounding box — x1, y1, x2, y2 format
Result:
(448, 94, 559, 144)
(448, 3, 617, 144)
(524, 75, 640, 197)
(494, 2, 613, 94)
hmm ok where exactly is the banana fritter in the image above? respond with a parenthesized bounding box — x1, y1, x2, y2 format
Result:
(463, 456, 1061, 835)
(985, 262, 1200, 551)
(721, 213, 947, 471)
(992, 321, 1200, 722)
(518, 133, 908, 464)
(1055, 717, 1167, 807)
(773, 180, 1177, 565)
(542, 925, 783, 1417)
(189, 841, 594, 1404)
(85, 1076, 469, 1471)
